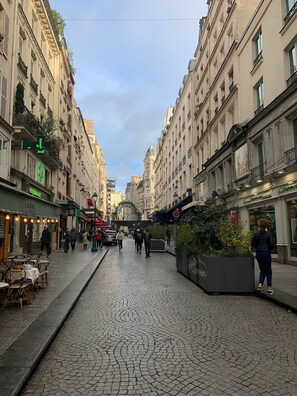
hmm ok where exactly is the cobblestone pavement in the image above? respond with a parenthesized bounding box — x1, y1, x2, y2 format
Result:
(21, 239, 297, 396)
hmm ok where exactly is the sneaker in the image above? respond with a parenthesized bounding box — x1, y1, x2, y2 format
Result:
(257, 284, 262, 292)
(267, 288, 274, 295)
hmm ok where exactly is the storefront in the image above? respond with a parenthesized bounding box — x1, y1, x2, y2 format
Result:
(0, 182, 60, 258)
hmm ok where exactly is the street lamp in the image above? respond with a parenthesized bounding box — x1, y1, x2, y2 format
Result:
(91, 192, 98, 252)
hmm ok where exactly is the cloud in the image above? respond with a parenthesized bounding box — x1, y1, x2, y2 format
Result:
(50, 0, 208, 191)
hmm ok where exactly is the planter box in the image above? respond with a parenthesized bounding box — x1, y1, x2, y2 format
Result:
(175, 248, 189, 277)
(150, 239, 166, 252)
(197, 254, 255, 294)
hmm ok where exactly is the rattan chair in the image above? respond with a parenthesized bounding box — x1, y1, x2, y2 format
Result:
(3, 268, 33, 309)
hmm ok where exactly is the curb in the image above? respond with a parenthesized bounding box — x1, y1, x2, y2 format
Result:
(0, 250, 109, 396)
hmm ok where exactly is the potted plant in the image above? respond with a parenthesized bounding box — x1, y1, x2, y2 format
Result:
(148, 225, 166, 252)
(175, 203, 254, 294)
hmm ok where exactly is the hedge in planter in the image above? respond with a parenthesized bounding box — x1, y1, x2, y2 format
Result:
(175, 203, 254, 294)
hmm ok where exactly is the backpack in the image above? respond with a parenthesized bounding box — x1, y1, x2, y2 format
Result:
(136, 232, 142, 240)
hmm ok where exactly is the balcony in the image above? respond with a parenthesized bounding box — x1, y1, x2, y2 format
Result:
(47, 105, 53, 118)
(251, 163, 264, 181)
(30, 74, 38, 94)
(17, 53, 28, 78)
(254, 104, 264, 116)
(284, 2, 297, 25)
(253, 51, 263, 68)
(13, 106, 38, 140)
(40, 91, 46, 108)
(286, 71, 297, 87)
(285, 146, 297, 165)
(188, 147, 192, 158)
(183, 155, 186, 165)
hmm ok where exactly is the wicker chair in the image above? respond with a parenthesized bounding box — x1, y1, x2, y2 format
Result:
(3, 269, 33, 309)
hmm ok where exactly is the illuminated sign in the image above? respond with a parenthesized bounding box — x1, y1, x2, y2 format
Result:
(37, 161, 45, 185)
(28, 187, 42, 198)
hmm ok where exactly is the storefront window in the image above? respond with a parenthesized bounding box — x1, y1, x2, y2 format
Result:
(288, 201, 297, 257)
(249, 205, 277, 253)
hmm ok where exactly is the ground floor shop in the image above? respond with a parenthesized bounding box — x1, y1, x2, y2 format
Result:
(0, 182, 60, 259)
(236, 174, 297, 266)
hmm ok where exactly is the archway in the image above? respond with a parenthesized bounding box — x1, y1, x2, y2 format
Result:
(115, 201, 141, 221)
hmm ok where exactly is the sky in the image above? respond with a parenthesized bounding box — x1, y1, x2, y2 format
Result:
(49, 1, 208, 193)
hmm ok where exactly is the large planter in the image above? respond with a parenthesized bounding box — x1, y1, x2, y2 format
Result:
(150, 239, 166, 252)
(175, 248, 189, 277)
(196, 254, 255, 294)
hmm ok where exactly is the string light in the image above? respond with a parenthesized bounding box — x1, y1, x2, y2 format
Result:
(37, 217, 41, 223)
(5, 214, 10, 220)
(30, 218, 34, 223)
(23, 217, 28, 223)
(15, 215, 20, 222)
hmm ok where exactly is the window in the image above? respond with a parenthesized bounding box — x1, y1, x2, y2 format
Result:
(287, 41, 297, 85)
(0, 133, 8, 166)
(284, 0, 297, 24)
(0, 9, 9, 57)
(227, 25, 233, 48)
(253, 29, 263, 66)
(27, 155, 36, 180)
(0, 74, 7, 119)
(254, 79, 264, 114)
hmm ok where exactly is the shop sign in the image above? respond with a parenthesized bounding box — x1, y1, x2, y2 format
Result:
(28, 187, 42, 198)
(244, 193, 271, 204)
(279, 184, 297, 194)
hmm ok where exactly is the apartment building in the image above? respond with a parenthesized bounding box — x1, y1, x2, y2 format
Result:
(124, 176, 142, 221)
(154, 59, 196, 222)
(0, 0, 104, 258)
(193, 0, 297, 264)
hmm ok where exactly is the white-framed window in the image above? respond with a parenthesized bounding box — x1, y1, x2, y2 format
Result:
(0, 73, 7, 120)
(0, 9, 9, 57)
(0, 133, 8, 166)
(254, 79, 264, 114)
(286, 0, 297, 14)
(288, 43, 297, 76)
(253, 28, 263, 66)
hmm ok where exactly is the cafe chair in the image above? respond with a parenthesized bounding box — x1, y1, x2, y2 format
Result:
(3, 268, 33, 309)
(37, 259, 50, 287)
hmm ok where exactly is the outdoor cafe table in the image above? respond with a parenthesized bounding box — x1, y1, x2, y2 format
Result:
(23, 265, 40, 284)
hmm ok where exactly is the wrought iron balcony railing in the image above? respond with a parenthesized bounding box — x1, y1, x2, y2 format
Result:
(30, 74, 38, 94)
(251, 163, 264, 180)
(285, 146, 297, 164)
(18, 53, 28, 77)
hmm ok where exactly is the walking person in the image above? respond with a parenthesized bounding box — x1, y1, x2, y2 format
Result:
(251, 218, 274, 294)
(40, 225, 51, 256)
(144, 228, 152, 258)
(166, 228, 171, 246)
(63, 228, 71, 253)
(82, 230, 89, 250)
(133, 228, 138, 249)
(96, 229, 104, 250)
(69, 227, 78, 251)
(116, 228, 124, 251)
(135, 229, 144, 254)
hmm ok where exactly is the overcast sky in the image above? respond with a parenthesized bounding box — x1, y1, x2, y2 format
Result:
(49, 0, 208, 193)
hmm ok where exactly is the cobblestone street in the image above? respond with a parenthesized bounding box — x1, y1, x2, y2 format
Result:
(21, 239, 297, 396)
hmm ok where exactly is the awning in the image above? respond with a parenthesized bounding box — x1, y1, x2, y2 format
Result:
(0, 181, 60, 218)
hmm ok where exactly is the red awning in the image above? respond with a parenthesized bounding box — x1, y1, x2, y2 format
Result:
(87, 198, 94, 206)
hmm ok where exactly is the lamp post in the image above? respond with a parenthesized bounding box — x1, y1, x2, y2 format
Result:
(91, 192, 98, 252)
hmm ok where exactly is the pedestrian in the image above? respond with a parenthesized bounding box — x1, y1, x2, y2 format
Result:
(63, 228, 71, 253)
(135, 229, 143, 254)
(96, 228, 104, 249)
(133, 228, 138, 249)
(40, 225, 51, 255)
(69, 227, 78, 251)
(251, 218, 274, 294)
(166, 228, 171, 245)
(116, 228, 124, 251)
(144, 228, 152, 258)
(82, 230, 89, 250)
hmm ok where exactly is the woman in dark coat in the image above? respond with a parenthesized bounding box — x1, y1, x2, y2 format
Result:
(251, 218, 274, 294)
